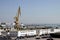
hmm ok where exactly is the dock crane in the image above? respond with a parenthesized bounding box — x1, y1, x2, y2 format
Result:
(14, 6, 21, 30)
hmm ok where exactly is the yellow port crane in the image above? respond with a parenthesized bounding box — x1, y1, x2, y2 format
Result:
(14, 6, 21, 30)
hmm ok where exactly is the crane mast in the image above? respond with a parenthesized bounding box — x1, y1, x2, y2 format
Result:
(14, 6, 21, 30)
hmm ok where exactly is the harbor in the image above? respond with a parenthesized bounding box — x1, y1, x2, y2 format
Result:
(0, 0, 60, 40)
(0, 27, 60, 40)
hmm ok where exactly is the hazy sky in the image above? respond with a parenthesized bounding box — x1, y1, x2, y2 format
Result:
(0, 0, 60, 24)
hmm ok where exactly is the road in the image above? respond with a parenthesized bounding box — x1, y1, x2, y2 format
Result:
(0, 36, 60, 40)
(14, 37, 60, 40)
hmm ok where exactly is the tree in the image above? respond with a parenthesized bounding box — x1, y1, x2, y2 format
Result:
(0, 25, 3, 29)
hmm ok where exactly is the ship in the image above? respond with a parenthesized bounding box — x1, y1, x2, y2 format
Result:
(50, 29, 60, 38)
(50, 32, 60, 38)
